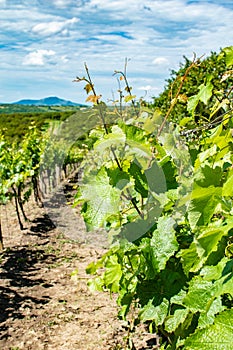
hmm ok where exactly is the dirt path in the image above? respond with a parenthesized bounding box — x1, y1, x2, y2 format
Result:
(0, 177, 155, 350)
(0, 177, 125, 350)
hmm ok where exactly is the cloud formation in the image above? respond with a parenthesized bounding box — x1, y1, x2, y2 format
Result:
(152, 57, 170, 66)
(23, 49, 56, 66)
(32, 17, 79, 37)
(0, 0, 233, 103)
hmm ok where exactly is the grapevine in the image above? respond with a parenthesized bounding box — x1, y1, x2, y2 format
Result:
(74, 46, 233, 349)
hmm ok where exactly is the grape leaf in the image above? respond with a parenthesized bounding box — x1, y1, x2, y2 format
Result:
(94, 125, 126, 152)
(104, 254, 122, 293)
(129, 160, 148, 198)
(165, 308, 189, 333)
(150, 217, 178, 272)
(187, 82, 213, 115)
(183, 276, 217, 313)
(140, 298, 169, 325)
(78, 167, 121, 230)
(184, 309, 233, 349)
(222, 46, 233, 67)
(198, 82, 213, 105)
(198, 297, 225, 329)
(188, 186, 222, 228)
(222, 172, 233, 196)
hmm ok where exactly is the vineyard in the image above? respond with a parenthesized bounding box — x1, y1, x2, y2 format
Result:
(0, 46, 233, 349)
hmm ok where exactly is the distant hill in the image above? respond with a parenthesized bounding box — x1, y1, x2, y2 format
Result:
(12, 96, 83, 106)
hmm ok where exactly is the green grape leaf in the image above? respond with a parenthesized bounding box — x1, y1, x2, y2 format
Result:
(120, 219, 153, 242)
(198, 227, 228, 259)
(151, 217, 178, 272)
(178, 227, 227, 275)
(106, 167, 130, 190)
(142, 109, 163, 133)
(177, 240, 205, 275)
(184, 309, 233, 349)
(198, 82, 213, 105)
(195, 165, 222, 187)
(187, 94, 200, 115)
(104, 254, 122, 293)
(126, 139, 152, 162)
(94, 125, 126, 152)
(198, 297, 225, 329)
(87, 276, 104, 292)
(216, 272, 233, 297)
(183, 276, 217, 313)
(187, 82, 213, 115)
(195, 145, 217, 168)
(78, 167, 121, 230)
(140, 298, 169, 325)
(222, 172, 233, 196)
(222, 46, 233, 67)
(144, 160, 167, 194)
(188, 186, 222, 228)
(200, 257, 232, 281)
(129, 160, 148, 197)
(165, 308, 189, 333)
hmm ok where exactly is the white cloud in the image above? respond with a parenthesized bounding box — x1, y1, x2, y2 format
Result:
(51, 0, 78, 8)
(152, 57, 169, 66)
(138, 85, 160, 92)
(32, 17, 79, 37)
(89, 0, 139, 10)
(23, 49, 55, 66)
(61, 55, 69, 63)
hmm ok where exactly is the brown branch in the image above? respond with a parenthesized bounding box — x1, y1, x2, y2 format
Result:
(157, 54, 203, 138)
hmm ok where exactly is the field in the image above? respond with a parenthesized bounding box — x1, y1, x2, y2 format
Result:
(0, 46, 233, 350)
(0, 104, 88, 140)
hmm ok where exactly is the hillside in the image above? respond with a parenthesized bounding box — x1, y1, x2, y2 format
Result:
(0, 105, 86, 140)
(12, 96, 83, 107)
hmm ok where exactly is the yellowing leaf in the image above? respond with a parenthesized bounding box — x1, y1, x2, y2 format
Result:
(84, 83, 93, 94)
(124, 95, 136, 103)
(178, 93, 188, 103)
(85, 94, 101, 103)
(125, 86, 132, 93)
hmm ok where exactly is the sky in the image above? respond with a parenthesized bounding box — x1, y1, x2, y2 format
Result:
(0, 0, 233, 104)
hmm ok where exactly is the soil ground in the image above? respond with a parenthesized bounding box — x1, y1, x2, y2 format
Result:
(0, 176, 158, 350)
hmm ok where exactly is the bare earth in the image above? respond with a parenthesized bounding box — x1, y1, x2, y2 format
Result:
(0, 179, 157, 350)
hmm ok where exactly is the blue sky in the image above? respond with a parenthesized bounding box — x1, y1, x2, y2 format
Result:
(0, 0, 232, 104)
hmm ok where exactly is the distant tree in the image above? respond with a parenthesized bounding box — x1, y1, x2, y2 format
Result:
(152, 48, 233, 128)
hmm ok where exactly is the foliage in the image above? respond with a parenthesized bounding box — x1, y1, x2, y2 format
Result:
(74, 47, 233, 349)
(152, 48, 233, 130)
(0, 125, 45, 226)
(0, 109, 77, 141)
(0, 122, 85, 246)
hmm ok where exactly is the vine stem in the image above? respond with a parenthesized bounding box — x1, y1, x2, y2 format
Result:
(113, 58, 139, 117)
(12, 185, 24, 230)
(84, 63, 109, 135)
(157, 54, 203, 138)
(75, 63, 144, 219)
(0, 217, 4, 250)
(180, 108, 233, 136)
